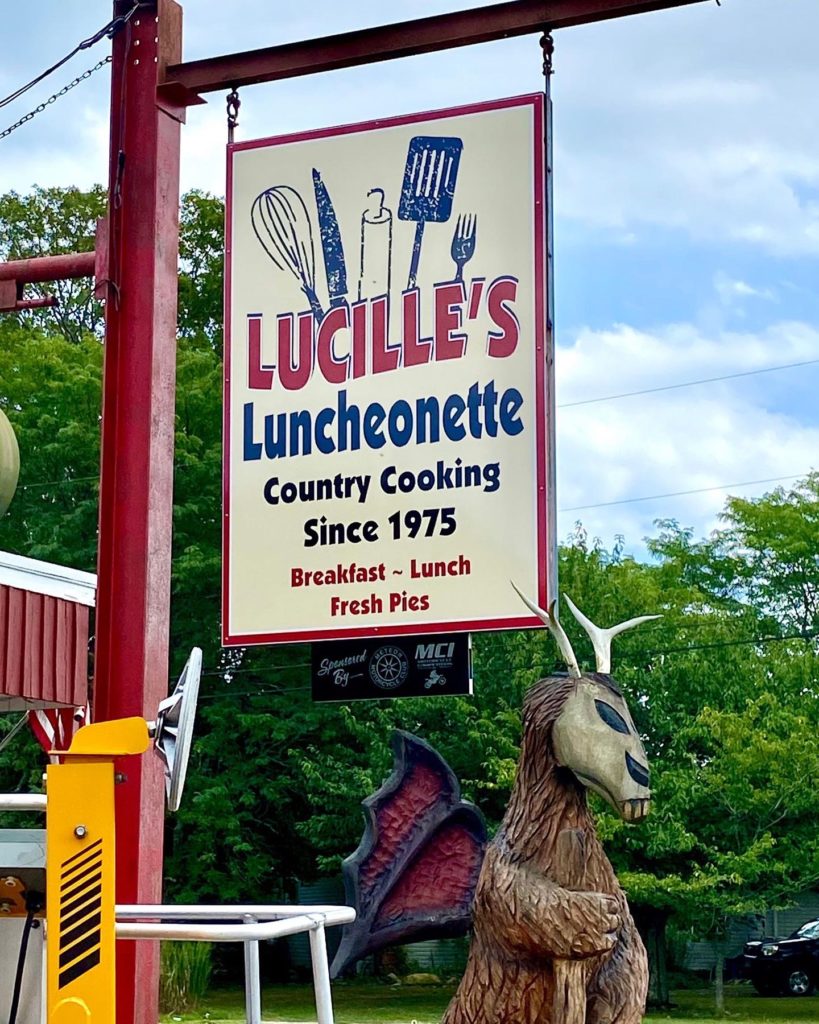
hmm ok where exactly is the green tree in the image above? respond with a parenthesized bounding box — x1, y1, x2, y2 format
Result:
(2, 184, 818, 1012)
(0, 186, 106, 341)
(0, 321, 102, 567)
(178, 190, 224, 350)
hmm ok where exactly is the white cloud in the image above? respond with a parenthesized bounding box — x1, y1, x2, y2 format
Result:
(713, 272, 776, 309)
(555, 320, 819, 551)
(4, 0, 819, 261)
(0, 103, 108, 194)
(551, 3, 819, 256)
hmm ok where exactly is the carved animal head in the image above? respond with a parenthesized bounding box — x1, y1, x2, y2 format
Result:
(513, 586, 658, 823)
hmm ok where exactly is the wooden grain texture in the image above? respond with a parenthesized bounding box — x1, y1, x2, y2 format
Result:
(442, 676, 649, 1024)
(553, 829, 589, 1024)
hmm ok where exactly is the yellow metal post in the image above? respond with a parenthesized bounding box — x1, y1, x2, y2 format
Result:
(46, 718, 150, 1023)
(46, 760, 116, 1022)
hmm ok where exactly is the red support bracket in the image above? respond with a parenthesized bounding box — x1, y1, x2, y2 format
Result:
(160, 0, 710, 103)
(13, 296, 60, 311)
(0, 219, 108, 313)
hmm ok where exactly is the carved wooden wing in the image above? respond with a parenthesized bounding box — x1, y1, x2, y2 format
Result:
(330, 730, 487, 977)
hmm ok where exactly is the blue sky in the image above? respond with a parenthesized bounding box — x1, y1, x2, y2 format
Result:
(2, 1, 818, 556)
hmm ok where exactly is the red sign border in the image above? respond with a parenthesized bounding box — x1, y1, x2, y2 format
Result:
(223, 92, 553, 646)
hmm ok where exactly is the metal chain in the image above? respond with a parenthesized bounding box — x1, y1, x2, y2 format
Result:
(540, 32, 555, 78)
(226, 88, 241, 145)
(1, 56, 112, 141)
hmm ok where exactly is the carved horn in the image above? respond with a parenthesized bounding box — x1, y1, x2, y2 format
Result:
(511, 582, 581, 678)
(563, 595, 660, 674)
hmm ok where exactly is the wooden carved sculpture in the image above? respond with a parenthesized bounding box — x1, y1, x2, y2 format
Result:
(443, 591, 659, 1024)
(331, 731, 487, 977)
(334, 593, 658, 1024)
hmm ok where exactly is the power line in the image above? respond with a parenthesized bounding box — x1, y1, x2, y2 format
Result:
(558, 358, 819, 409)
(201, 663, 310, 678)
(0, 3, 141, 111)
(193, 629, 818, 702)
(16, 456, 206, 492)
(635, 628, 818, 660)
(560, 473, 808, 513)
(17, 476, 99, 491)
(199, 684, 310, 702)
(13, 467, 814, 544)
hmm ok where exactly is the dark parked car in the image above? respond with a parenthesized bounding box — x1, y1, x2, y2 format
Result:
(743, 919, 819, 996)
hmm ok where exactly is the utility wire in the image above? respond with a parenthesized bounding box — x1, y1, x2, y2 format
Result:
(560, 473, 808, 513)
(0, 3, 141, 111)
(202, 663, 310, 678)
(196, 629, 818, 702)
(17, 476, 99, 490)
(16, 455, 209, 491)
(636, 628, 818, 660)
(558, 358, 819, 409)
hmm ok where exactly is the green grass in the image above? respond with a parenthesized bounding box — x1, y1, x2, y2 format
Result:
(159, 982, 819, 1024)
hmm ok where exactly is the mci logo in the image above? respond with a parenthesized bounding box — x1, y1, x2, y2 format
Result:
(415, 642, 456, 661)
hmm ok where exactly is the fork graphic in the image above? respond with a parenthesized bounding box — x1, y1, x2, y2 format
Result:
(450, 213, 477, 282)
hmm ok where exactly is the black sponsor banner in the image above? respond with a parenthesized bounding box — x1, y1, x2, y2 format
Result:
(311, 633, 472, 702)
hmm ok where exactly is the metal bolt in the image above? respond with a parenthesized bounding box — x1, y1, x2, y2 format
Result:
(0, 902, 12, 914)
(2, 877, 17, 888)
(115, 772, 127, 784)
(74, 825, 88, 839)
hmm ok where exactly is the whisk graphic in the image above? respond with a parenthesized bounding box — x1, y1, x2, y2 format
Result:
(251, 186, 324, 322)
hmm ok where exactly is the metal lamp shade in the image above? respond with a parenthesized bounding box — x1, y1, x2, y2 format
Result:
(0, 408, 19, 515)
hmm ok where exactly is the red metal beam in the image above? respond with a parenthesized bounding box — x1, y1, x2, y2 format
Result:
(94, 2, 184, 1023)
(0, 251, 94, 284)
(161, 0, 709, 100)
(13, 296, 59, 311)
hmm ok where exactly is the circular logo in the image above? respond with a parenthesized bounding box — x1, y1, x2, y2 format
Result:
(369, 646, 409, 690)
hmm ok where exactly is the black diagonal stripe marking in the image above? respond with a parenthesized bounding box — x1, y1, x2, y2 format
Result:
(61, 855, 102, 893)
(59, 948, 101, 988)
(60, 912, 101, 951)
(62, 883, 102, 920)
(61, 870, 102, 903)
(61, 838, 102, 868)
(62, 895, 102, 935)
(59, 930, 100, 970)
(62, 847, 104, 884)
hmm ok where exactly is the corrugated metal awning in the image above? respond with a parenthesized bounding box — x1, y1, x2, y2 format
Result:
(0, 551, 95, 607)
(0, 551, 96, 712)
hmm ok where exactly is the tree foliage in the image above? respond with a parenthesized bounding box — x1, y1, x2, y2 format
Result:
(1, 187, 817, 959)
(0, 186, 106, 341)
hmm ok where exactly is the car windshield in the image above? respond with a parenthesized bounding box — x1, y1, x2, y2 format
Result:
(791, 921, 819, 939)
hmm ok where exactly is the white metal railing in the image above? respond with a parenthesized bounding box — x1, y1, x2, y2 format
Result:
(0, 794, 47, 811)
(0, 798, 354, 1024)
(116, 904, 355, 1024)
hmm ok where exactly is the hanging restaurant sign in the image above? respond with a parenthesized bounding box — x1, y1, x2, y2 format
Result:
(223, 93, 555, 646)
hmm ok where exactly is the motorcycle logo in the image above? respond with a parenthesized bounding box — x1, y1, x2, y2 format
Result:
(369, 646, 409, 690)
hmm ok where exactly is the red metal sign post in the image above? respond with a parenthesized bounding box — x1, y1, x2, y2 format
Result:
(93, 3, 184, 1023)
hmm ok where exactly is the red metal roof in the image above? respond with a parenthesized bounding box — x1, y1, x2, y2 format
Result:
(0, 553, 94, 711)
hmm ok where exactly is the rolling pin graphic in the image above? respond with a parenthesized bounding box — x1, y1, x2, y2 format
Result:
(358, 188, 393, 301)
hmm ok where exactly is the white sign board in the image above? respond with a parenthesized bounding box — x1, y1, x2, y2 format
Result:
(224, 94, 555, 646)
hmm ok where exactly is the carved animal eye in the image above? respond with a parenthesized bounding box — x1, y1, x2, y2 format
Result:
(595, 699, 630, 735)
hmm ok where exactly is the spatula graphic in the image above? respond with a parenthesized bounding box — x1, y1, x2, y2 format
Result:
(398, 136, 463, 290)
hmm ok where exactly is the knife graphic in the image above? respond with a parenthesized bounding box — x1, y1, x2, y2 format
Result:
(312, 168, 348, 306)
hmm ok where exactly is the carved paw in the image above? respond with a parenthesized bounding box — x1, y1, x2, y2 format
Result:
(562, 892, 622, 958)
